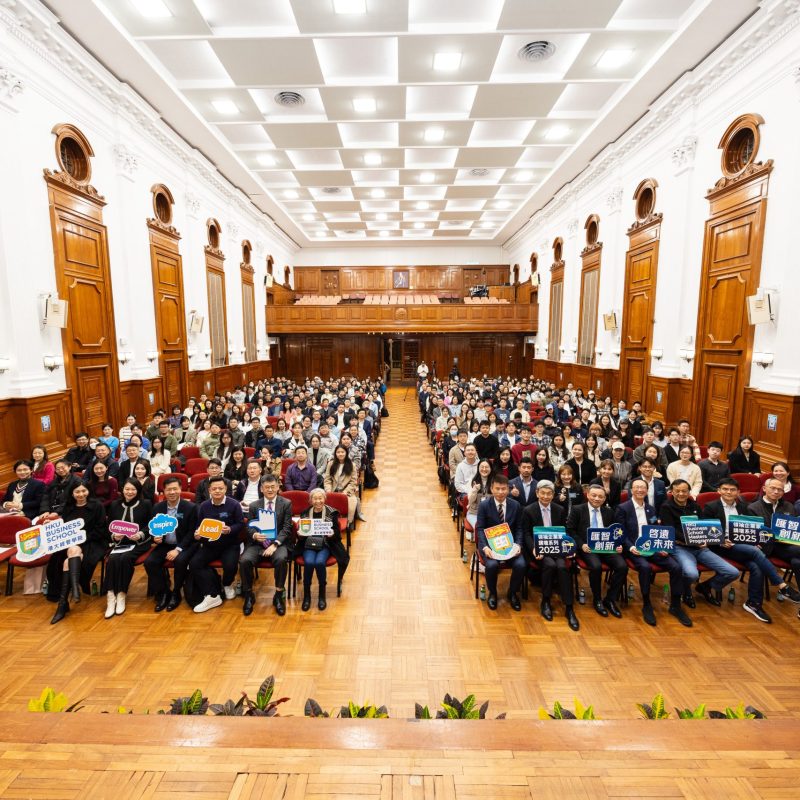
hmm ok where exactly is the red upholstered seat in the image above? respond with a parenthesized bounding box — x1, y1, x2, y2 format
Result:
(184, 458, 209, 476)
(156, 472, 188, 492)
(180, 446, 201, 461)
(730, 473, 761, 493)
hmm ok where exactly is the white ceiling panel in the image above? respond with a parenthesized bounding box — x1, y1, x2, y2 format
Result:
(69, 0, 761, 244)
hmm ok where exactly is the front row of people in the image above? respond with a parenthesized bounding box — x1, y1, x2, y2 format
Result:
(44, 474, 350, 624)
(475, 474, 800, 629)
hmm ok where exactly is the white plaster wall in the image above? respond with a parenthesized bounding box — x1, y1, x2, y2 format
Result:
(293, 245, 506, 267)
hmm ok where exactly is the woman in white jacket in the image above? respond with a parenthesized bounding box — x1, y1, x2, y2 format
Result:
(666, 444, 703, 497)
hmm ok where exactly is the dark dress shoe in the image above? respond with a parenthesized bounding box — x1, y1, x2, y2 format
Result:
(696, 582, 721, 607)
(487, 593, 498, 610)
(302, 593, 311, 612)
(642, 603, 657, 626)
(669, 605, 693, 627)
(273, 591, 286, 616)
(540, 600, 553, 621)
(566, 606, 580, 631)
(603, 599, 622, 618)
(243, 592, 255, 616)
(166, 590, 181, 612)
(154, 593, 169, 613)
(682, 593, 696, 609)
(508, 593, 521, 612)
(593, 600, 608, 617)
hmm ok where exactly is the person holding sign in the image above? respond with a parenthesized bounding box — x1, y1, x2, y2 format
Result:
(566, 485, 627, 618)
(476, 474, 526, 612)
(660, 479, 738, 610)
(102, 480, 153, 618)
(46, 483, 108, 624)
(144, 476, 199, 612)
(190, 476, 244, 613)
(614, 478, 691, 627)
(298, 488, 342, 612)
(522, 480, 577, 629)
(703, 478, 800, 622)
(239, 475, 293, 617)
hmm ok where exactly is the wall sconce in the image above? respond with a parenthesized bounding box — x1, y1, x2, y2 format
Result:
(0, 356, 10, 373)
(204, 348, 212, 358)
(187, 348, 197, 359)
(146, 350, 159, 363)
(650, 348, 663, 361)
(228, 347, 236, 357)
(43, 355, 64, 371)
(753, 351, 774, 368)
(594, 347, 603, 358)
(610, 346, 621, 357)
(118, 351, 133, 365)
(677, 348, 695, 362)
(239, 347, 246, 356)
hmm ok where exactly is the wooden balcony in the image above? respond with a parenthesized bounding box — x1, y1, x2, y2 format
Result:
(266, 298, 538, 334)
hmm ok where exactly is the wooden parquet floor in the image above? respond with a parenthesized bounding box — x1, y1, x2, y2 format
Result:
(2, 387, 800, 797)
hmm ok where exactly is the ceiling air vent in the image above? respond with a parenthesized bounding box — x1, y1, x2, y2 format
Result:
(517, 41, 556, 63)
(469, 168, 490, 177)
(274, 91, 305, 107)
(322, 187, 341, 194)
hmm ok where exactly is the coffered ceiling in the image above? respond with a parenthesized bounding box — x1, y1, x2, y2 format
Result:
(44, 0, 759, 246)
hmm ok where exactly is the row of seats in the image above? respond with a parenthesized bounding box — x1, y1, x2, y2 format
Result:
(463, 297, 510, 304)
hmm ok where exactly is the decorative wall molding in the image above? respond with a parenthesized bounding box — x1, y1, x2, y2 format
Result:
(605, 186, 624, 215)
(706, 160, 774, 198)
(567, 218, 579, 239)
(227, 221, 240, 241)
(503, 0, 800, 252)
(627, 212, 663, 235)
(43, 168, 105, 204)
(671, 136, 698, 176)
(0, 0, 299, 252)
(146, 217, 180, 238)
(112, 142, 138, 182)
(0, 66, 24, 111)
(184, 192, 201, 220)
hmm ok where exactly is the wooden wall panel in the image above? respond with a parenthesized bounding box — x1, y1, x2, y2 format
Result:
(741, 389, 800, 472)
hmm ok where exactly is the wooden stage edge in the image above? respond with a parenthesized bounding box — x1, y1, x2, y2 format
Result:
(1, 712, 799, 752)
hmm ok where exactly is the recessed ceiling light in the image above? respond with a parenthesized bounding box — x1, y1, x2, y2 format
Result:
(315, 231, 328, 237)
(353, 97, 376, 114)
(481, 221, 494, 228)
(415, 201, 429, 210)
(333, 0, 366, 13)
(364, 153, 382, 166)
(375, 212, 387, 221)
(211, 99, 239, 115)
(283, 190, 299, 199)
(544, 125, 571, 141)
(596, 49, 634, 71)
(414, 222, 425, 229)
(419, 171, 435, 183)
(379, 230, 390, 237)
(495, 201, 511, 209)
(303, 213, 315, 221)
(257, 154, 275, 167)
(371, 188, 385, 199)
(517, 40, 556, 63)
(132, 0, 172, 18)
(514, 171, 533, 182)
(424, 127, 445, 143)
(433, 52, 462, 72)
(274, 91, 305, 107)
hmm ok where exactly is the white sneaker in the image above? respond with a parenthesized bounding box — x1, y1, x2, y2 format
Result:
(194, 594, 222, 613)
(104, 592, 116, 619)
(223, 585, 236, 600)
(115, 592, 126, 615)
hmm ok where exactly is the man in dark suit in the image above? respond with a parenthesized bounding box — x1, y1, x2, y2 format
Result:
(508, 457, 537, 506)
(239, 474, 294, 617)
(703, 477, 800, 622)
(567, 484, 627, 618)
(625, 458, 667, 513)
(144, 476, 199, 612)
(522, 480, 579, 630)
(475, 474, 526, 611)
(614, 477, 691, 627)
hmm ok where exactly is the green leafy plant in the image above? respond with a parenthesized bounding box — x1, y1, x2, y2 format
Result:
(676, 704, 707, 719)
(209, 696, 248, 716)
(708, 703, 765, 719)
(304, 698, 332, 718)
(636, 694, 670, 719)
(242, 675, 290, 717)
(27, 688, 84, 713)
(339, 701, 389, 719)
(438, 693, 506, 720)
(538, 698, 597, 720)
(160, 689, 208, 716)
(414, 704, 433, 719)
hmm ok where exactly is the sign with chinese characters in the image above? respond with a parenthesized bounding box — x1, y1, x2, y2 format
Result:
(772, 513, 800, 546)
(15, 518, 86, 562)
(635, 525, 675, 557)
(484, 522, 520, 561)
(298, 518, 334, 537)
(533, 526, 576, 557)
(587, 524, 625, 554)
(728, 515, 769, 545)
